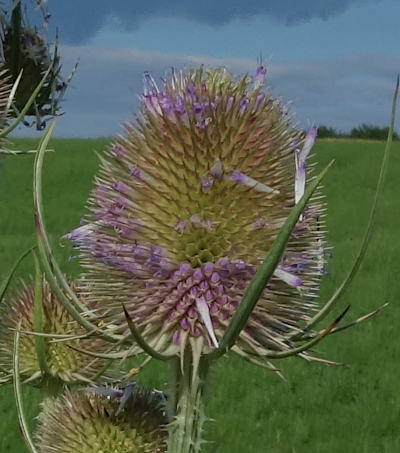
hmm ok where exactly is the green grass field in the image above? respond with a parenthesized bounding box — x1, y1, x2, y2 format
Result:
(0, 137, 399, 452)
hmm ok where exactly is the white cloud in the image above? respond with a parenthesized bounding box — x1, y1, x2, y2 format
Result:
(16, 45, 398, 137)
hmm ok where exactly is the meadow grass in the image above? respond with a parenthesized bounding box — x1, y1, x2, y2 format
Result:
(0, 137, 399, 452)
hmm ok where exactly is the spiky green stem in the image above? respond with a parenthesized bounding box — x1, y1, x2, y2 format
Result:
(168, 356, 210, 453)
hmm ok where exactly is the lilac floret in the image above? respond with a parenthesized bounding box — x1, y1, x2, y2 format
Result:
(254, 65, 267, 88)
(111, 145, 125, 158)
(129, 167, 142, 179)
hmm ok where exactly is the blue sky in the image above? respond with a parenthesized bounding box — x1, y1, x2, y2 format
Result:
(17, 0, 400, 137)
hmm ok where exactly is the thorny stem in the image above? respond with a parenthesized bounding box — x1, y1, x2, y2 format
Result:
(168, 356, 211, 453)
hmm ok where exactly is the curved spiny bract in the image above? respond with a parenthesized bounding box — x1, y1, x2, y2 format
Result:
(0, 67, 13, 141)
(0, 278, 114, 385)
(36, 387, 167, 453)
(71, 66, 326, 366)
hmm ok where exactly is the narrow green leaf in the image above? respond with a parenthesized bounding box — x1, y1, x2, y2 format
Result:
(33, 120, 88, 314)
(66, 343, 137, 360)
(0, 148, 54, 155)
(263, 306, 350, 359)
(0, 247, 33, 304)
(13, 329, 95, 341)
(33, 120, 122, 344)
(208, 159, 334, 360)
(304, 302, 388, 339)
(123, 305, 174, 361)
(13, 323, 40, 453)
(32, 251, 49, 375)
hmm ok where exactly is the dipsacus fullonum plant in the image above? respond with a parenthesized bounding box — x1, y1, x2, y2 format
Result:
(72, 66, 325, 364)
(5, 65, 396, 453)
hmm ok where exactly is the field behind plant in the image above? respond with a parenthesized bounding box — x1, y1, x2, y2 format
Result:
(0, 137, 399, 452)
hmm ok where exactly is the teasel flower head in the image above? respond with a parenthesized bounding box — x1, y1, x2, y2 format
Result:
(0, 278, 113, 385)
(71, 65, 326, 366)
(36, 386, 167, 452)
(0, 0, 74, 129)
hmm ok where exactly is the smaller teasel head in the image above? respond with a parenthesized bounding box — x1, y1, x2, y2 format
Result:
(0, 0, 73, 129)
(71, 64, 326, 366)
(0, 278, 113, 385)
(36, 386, 167, 452)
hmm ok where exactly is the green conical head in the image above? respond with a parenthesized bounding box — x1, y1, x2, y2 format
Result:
(0, 278, 113, 385)
(37, 387, 167, 452)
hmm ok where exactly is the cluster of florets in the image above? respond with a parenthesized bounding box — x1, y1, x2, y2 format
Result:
(69, 65, 325, 364)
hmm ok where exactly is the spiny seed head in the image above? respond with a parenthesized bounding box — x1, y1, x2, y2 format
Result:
(0, 278, 113, 385)
(1, 2, 69, 127)
(71, 66, 326, 363)
(36, 387, 167, 452)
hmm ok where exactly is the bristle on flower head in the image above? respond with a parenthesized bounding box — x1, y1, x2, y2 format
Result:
(72, 66, 326, 364)
(0, 278, 112, 385)
(36, 386, 167, 452)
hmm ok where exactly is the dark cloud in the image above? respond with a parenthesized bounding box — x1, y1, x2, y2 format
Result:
(43, 0, 375, 44)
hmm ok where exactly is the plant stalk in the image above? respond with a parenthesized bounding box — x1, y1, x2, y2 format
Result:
(167, 355, 210, 453)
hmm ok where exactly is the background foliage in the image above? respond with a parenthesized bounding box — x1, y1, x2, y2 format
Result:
(0, 137, 399, 452)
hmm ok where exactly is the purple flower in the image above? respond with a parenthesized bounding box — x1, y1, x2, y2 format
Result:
(72, 67, 326, 364)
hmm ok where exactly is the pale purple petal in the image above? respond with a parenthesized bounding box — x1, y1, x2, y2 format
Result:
(210, 159, 223, 179)
(200, 177, 213, 190)
(230, 170, 279, 194)
(113, 181, 130, 194)
(254, 65, 267, 89)
(299, 126, 317, 162)
(294, 126, 317, 204)
(65, 223, 99, 241)
(274, 266, 303, 288)
(174, 219, 188, 233)
(294, 158, 306, 204)
(111, 145, 126, 158)
(195, 297, 219, 348)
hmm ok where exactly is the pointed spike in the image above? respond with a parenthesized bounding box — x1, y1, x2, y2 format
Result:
(195, 297, 219, 348)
